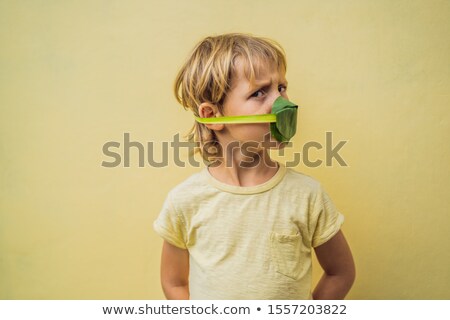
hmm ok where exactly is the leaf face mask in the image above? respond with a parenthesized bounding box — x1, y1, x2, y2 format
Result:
(194, 96, 299, 143)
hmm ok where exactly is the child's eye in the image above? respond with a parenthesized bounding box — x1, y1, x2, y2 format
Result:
(278, 85, 287, 93)
(250, 89, 265, 98)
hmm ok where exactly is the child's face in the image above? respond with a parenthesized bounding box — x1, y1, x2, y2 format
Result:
(220, 57, 289, 145)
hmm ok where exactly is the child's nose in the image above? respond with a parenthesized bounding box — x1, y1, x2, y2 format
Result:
(266, 93, 282, 113)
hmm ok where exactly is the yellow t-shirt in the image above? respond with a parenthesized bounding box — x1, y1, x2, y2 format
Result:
(153, 162, 344, 299)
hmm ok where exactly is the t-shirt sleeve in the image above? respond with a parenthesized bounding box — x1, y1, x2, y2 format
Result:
(309, 184, 345, 248)
(153, 192, 187, 249)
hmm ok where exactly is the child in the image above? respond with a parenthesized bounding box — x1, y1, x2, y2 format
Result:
(153, 33, 355, 300)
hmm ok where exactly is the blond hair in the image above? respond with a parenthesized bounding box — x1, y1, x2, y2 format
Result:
(174, 33, 287, 163)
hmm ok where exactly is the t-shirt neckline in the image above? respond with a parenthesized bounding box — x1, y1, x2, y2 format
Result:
(204, 162, 287, 195)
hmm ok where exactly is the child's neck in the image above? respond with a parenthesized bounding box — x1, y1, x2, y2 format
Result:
(207, 149, 279, 187)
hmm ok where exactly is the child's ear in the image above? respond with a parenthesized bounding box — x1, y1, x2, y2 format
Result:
(198, 102, 224, 131)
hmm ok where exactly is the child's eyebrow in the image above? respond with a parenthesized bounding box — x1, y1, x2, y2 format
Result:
(250, 80, 272, 90)
(248, 79, 288, 92)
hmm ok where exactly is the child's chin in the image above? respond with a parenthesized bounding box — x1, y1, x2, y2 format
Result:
(257, 136, 286, 150)
(269, 136, 287, 148)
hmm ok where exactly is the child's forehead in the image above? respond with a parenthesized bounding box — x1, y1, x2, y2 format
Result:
(232, 56, 285, 86)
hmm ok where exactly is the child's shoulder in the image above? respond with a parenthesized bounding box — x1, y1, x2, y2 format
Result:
(284, 166, 324, 193)
(165, 168, 210, 202)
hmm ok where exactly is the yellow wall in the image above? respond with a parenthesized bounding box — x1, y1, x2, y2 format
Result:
(1, 0, 449, 299)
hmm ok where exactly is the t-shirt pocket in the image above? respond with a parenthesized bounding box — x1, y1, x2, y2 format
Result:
(269, 230, 303, 280)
